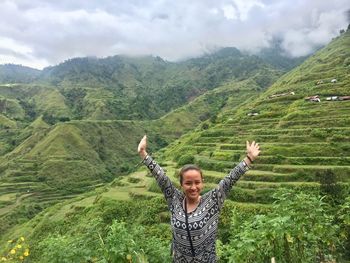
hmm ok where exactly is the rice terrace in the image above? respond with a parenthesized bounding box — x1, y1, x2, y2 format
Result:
(0, 1, 349, 262)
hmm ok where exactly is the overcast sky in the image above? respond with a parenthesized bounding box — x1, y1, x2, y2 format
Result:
(0, 0, 349, 69)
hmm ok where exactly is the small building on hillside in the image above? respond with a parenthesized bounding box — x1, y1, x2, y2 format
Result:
(247, 112, 259, 116)
(326, 96, 350, 101)
(305, 95, 320, 102)
(326, 96, 338, 101)
(331, 79, 337, 83)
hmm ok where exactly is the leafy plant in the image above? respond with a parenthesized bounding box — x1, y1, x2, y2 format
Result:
(223, 189, 341, 263)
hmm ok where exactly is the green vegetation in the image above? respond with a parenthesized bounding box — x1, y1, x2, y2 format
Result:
(0, 30, 349, 262)
(221, 190, 349, 263)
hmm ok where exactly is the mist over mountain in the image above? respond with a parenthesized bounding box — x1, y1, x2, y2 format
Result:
(0, 29, 349, 261)
(0, 46, 292, 121)
(0, 64, 41, 83)
(255, 38, 310, 71)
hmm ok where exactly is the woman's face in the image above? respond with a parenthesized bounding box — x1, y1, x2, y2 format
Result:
(181, 169, 203, 201)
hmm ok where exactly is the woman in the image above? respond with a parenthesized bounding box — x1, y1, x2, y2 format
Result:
(138, 135, 260, 262)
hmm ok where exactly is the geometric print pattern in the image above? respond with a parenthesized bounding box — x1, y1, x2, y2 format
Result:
(143, 156, 249, 263)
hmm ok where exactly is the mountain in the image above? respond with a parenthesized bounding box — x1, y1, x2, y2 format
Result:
(0, 29, 349, 261)
(0, 30, 348, 262)
(164, 29, 350, 204)
(0, 47, 296, 122)
(0, 64, 41, 83)
(255, 38, 309, 71)
(0, 49, 283, 222)
(37, 50, 281, 120)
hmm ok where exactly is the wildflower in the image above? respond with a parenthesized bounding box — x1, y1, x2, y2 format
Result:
(17, 244, 22, 249)
(1, 257, 7, 261)
(19, 256, 24, 260)
(20, 237, 25, 242)
(10, 249, 16, 254)
(23, 250, 29, 257)
(7, 240, 12, 243)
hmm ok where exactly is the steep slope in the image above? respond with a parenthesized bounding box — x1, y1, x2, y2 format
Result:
(38, 50, 281, 120)
(0, 77, 265, 237)
(0, 50, 282, 124)
(163, 30, 350, 204)
(0, 33, 348, 262)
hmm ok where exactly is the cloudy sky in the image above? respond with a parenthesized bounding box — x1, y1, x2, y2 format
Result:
(0, 0, 349, 69)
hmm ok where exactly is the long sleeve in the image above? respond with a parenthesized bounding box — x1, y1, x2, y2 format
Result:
(142, 155, 180, 208)
(215, 160, 249, 210)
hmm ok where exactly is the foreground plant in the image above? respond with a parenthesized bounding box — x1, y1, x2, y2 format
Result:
(222, 190, 344, 263)
(1, 237, 30, 262)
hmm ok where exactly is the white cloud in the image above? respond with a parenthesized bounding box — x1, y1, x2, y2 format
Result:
(0, 0, 348, 69)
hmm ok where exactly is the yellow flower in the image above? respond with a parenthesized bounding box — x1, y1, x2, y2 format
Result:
(17, 244, 22, 249)
(23, 251, 29, 257)
(1, 257, 7, 261)
(10, 249, 16, 254)
(20, 237, 25, 242)
(7, 240, 13, 243)
(19, 256, 24, 260)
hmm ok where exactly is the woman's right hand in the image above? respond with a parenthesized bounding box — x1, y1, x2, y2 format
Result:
(137, 135, 148, 159)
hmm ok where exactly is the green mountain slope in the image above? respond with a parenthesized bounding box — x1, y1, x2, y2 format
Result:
(164, 30, 350, 204)
(0, 31, 349, 262)
(0, 77, 267, 237)
(0, 64, 40, 83)
(38, 50, 281, 120)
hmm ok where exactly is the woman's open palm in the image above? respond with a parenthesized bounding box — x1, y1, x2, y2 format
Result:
(246, 141, 260, 161)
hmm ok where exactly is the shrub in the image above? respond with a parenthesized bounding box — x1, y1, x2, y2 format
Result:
(311, 129, 327, 139)
(147, 180, 162, 193)
(128, 177, 141, 184)
(177, 154, 195, 166)
(100, 220, 170, 263)
(1, 236, 30, 262)
(223, 190, 341, 263)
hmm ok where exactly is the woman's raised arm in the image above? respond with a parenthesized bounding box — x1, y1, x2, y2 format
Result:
(137, 135, 180, 207)
(137, 135, 148, 159)
(216, 141, 260, 209)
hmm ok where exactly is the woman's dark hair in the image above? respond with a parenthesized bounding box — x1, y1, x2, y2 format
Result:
(179, 164, 203, 185)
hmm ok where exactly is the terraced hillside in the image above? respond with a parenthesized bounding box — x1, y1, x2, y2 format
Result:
(0, 31, 348, 263)
(163, 30, 350, 205)
(0, 78, 265, 237)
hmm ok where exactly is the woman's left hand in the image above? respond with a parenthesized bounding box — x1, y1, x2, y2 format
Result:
(246, 141, 260, 161)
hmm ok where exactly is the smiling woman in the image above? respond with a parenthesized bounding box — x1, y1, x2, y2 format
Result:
(137, 135, 260, 262)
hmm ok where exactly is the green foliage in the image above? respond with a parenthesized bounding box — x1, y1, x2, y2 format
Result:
(222, 190, 341, 263)
(147, 180, 162, 193)
(38, 234, 88, 263)
(1, 236, 30, 262)
(317, 169, 344, 205)
(337, 196, 350, 259)
(0, 64, 40, 83)
(177, 154, 195, 166)
(99, 220, 170, 263)
(1, 26, 350, 263)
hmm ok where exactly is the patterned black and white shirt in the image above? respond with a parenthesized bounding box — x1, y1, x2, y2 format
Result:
(143, 155, 249, 263)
